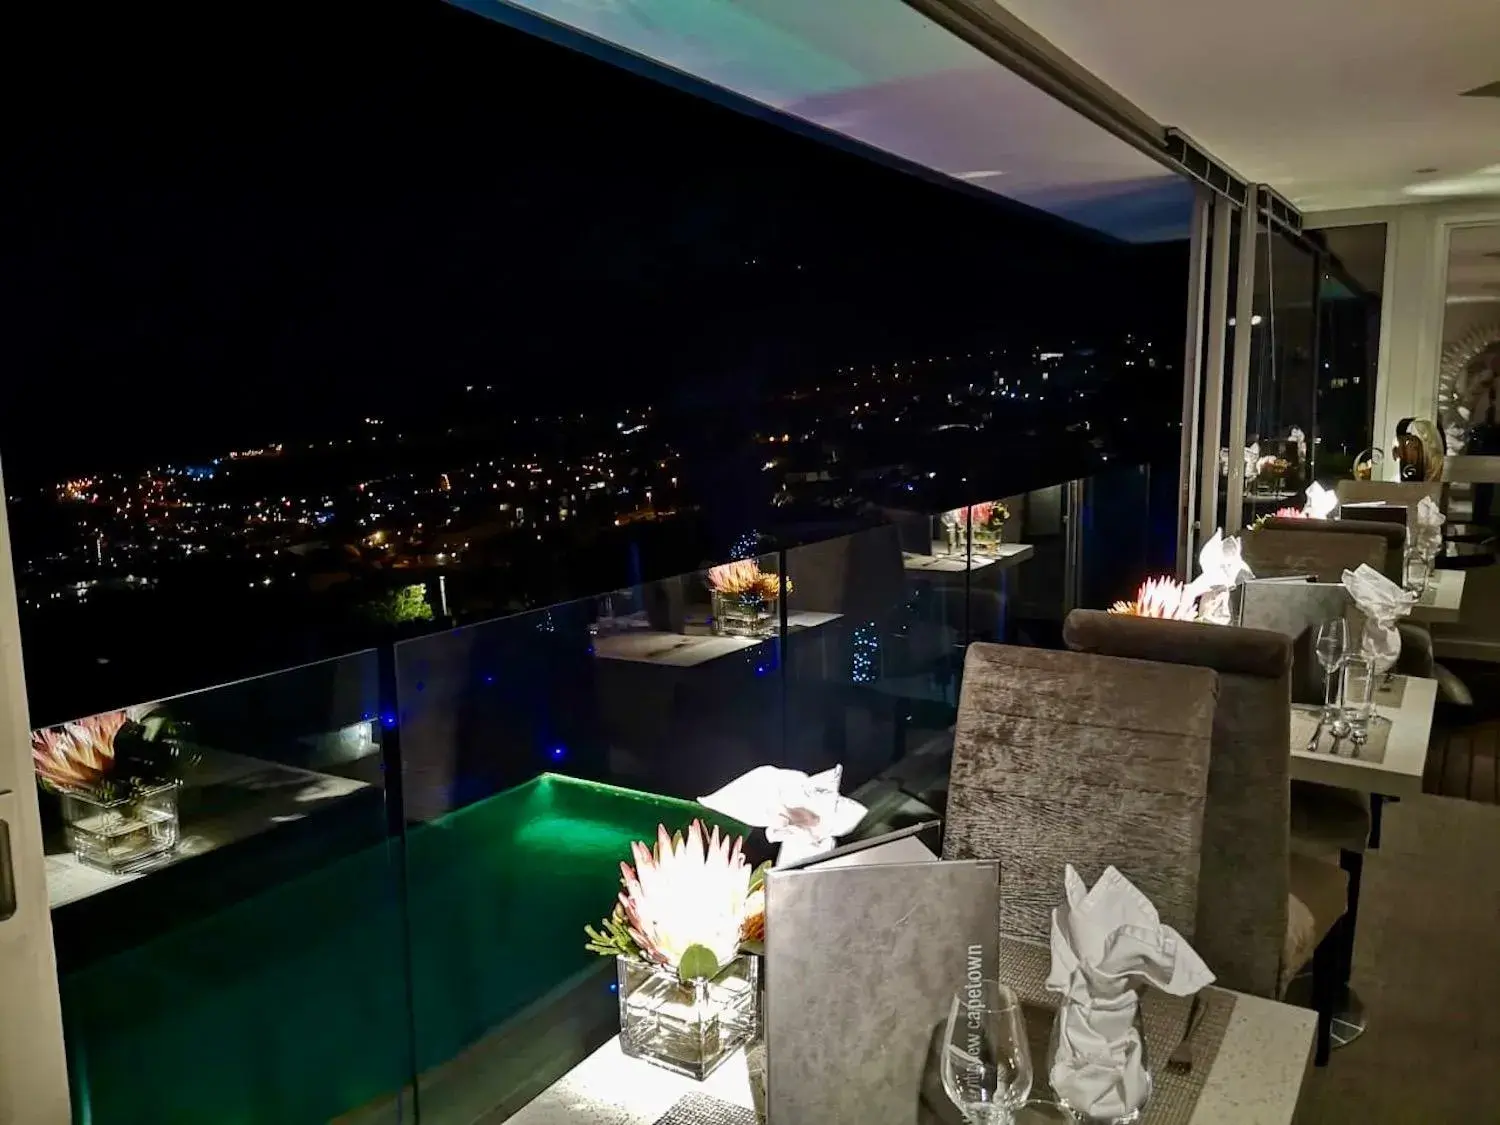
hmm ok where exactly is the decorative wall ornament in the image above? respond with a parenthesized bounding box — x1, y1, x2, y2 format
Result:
(1435, 322, 1500, 454)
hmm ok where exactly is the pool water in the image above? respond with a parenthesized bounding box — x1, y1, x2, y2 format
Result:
(61, 774, 745, 1125)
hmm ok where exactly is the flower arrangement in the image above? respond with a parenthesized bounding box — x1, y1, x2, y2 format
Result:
(952, 500, 1010, 528)
(706, 559, 788, 607)
(32, 706, 195, 798)
(586, 820, 767, 983)
(1257, 455, 1291, 482)
(33, 706, 198, 873)
(1107, 577, 1200, 621)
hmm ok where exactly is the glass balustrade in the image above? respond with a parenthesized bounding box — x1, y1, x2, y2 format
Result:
(35, 465, 1160, 1123)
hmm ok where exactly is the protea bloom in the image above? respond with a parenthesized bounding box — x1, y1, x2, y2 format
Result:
(1272, 506, 1309, 519)
(1108, 577, 1199, 621)
(32, 710, 131, 792)
(610, 820, 756, 976)
(708, 559, 787, 603)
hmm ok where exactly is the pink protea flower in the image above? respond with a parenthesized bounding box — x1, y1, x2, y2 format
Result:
(1108, 577, 1200, 621)
(31, 710, 130, 791)
(617, 820, 755, 973)
(1272, 506, 1309, 519)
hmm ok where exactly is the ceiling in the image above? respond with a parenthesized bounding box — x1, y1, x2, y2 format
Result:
(1447, 224, 1500, 305)
(454, 0, 1193, 240)
(992, 0, 1500, 212)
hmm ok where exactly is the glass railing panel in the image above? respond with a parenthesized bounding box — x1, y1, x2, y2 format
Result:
(783, 524, 958, 816)
(1078, 464, 1157, 611)
(1002, 482, 1071, 645)
(392, 563, 771, 1114)
(38, 651, 413, 1125)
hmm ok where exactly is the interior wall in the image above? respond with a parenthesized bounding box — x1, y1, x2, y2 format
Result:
(1444, 301, 1500, 346)
(1310, 200, 1500, 478)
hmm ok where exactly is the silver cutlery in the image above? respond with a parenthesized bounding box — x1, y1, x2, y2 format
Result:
(1304, 716, 1325, 753)
(1168, 994, 1208, 1071)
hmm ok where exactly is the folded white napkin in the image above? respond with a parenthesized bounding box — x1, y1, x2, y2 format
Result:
(1047, 866, 1214, 1121)
(1303, 481, 1337, 520)
(1341, 564, 1417, 673)
(1184, 529, 1252, 624)
(1243, 442, 1261, 482)
(698, 765, 866, 866)
(1414, 496, 1446, 564)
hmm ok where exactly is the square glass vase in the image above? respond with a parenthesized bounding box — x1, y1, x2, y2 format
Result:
(60, 781, 181, 874)
(972, 525, 1005, 553)
(711, 592, 777, 639)
(617, 954, 760, 1080)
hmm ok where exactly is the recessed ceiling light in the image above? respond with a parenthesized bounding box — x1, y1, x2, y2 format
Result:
(1414, 167, 1439, 175)
(954, 169, 1005, 181)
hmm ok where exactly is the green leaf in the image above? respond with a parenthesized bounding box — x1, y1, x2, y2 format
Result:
(676, 944, 719, 983)
(748, 860, 771, 892)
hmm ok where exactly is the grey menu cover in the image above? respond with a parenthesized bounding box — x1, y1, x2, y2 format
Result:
(764, 858, 1000, 1125)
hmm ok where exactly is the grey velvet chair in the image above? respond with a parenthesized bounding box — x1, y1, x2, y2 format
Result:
(941, 642, 1217, 945)
(1240, 520, 1437, 701)
(1242, 520, 1391, 583)
(1062, 611, 1350, 1063)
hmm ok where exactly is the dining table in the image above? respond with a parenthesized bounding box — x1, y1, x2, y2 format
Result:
(1408, 568, 1465, 625)
(1288, 673, 1436, 798)
(501, 835, 1316, 1125)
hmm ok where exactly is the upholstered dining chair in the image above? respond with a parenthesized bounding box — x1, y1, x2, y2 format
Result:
(942, 643, 1216, 945)
(1240, 519, 1442, 700)
(1243, 517, 1402, 583)
(1062, 611, 1349, 1064)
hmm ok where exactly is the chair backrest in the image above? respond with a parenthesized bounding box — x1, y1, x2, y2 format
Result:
(1062, 611, 1292, 998)
(1253, 516, 1406, 582)
(1243, 524, 1387, 583)
(942, 643, 1216, 944)
(1335, 480, 1444, 542)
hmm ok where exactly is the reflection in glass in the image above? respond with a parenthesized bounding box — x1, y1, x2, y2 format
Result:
(1318, 223, 1386, 476)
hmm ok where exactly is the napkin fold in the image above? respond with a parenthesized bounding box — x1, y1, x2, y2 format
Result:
(1341, 563, 1417, 673)
(698, 765, 866, 866)
(1047, 866, 1214, 1121)
(1183, 529, 1252, 624)
(1303, 481, 1337, 520)
(1414, 496, 1445, 564)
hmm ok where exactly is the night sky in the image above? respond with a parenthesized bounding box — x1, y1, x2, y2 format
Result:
(5, 0, 1185, 486)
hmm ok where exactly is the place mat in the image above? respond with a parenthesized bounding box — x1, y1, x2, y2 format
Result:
(1373, 674, 1407, 707)
(1291, 706, 1391, 764)
(998, 938, 1235, 1125)
(653, 1093, 757, 1125)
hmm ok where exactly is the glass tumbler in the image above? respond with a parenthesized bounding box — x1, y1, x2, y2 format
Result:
(1342, 656, 1376, 745)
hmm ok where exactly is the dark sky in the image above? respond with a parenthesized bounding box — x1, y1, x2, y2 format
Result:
(4, 0, 1184, 484)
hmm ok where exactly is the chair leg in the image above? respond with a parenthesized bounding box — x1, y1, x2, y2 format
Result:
(1369, 794, 1388, 849)
(1337, 849, 1365, 994)
(1311, 927, 1341, 1067)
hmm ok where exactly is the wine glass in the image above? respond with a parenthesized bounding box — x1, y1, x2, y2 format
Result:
(1313, 619, 1348, 734)
(942, 980, 1033, 1123)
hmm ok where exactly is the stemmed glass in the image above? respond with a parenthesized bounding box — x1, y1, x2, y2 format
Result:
(1314, 618, 1349, 735)
(942, 980, 1033, 1123)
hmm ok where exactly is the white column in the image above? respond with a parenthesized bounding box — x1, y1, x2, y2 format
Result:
(1372, 209, 1448, 476)
(0, 459, 72, 1124)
